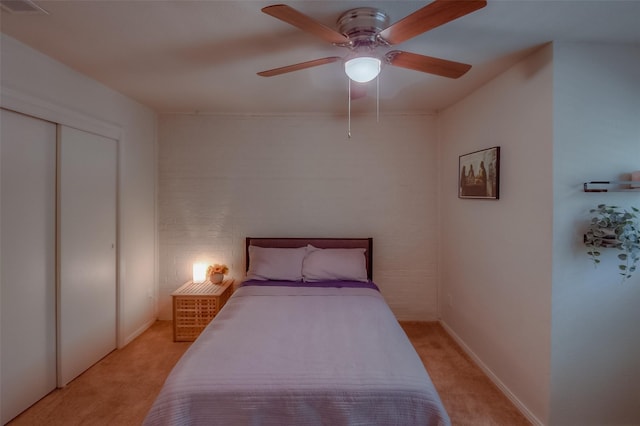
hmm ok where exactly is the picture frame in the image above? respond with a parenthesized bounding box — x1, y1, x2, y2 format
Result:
(459, 146, 500, 199)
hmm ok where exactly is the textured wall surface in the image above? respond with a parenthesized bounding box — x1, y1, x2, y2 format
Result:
(157, 113, 438, 320)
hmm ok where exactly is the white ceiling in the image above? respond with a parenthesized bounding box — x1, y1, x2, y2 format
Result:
(2, 0, 640, 114)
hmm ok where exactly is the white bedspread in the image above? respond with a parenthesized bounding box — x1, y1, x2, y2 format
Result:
(144, 285, 450, 426)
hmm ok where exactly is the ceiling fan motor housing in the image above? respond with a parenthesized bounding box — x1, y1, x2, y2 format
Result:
(337, 7, 390, 49)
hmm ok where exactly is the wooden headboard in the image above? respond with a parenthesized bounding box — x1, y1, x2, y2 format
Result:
(245, 237, 373, 280)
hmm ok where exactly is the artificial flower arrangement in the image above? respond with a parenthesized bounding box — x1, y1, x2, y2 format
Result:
(207, 264, 229, 283)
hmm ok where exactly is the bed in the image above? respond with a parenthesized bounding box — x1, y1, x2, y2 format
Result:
(144, 237, 450, 426)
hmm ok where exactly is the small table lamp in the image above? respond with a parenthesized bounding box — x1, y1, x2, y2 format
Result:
(192, 263, 207, 283)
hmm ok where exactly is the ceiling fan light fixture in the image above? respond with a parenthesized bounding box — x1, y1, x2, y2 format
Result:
(344, 56, 381, 83)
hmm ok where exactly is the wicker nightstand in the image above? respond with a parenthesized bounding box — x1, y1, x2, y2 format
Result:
(171, 279, 235, 342)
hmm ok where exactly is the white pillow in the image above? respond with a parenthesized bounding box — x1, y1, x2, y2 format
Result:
(302, 246, 368, 282)
(246, 246, 307, 281)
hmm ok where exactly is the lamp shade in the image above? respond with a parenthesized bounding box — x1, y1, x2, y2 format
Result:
(192, 263, 207, 283)
(344, 56, 381, 83)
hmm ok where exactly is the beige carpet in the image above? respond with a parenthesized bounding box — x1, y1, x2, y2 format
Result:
(400, 322, 530, 426)
(9, 321, 530, 426)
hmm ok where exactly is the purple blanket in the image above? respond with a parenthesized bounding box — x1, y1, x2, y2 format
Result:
(240, 279, 380, 291)
(144, 284, 450, 426)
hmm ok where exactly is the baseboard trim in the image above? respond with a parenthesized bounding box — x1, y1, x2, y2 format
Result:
(120, 318, 156, 348)
(439, 320, 545, 426)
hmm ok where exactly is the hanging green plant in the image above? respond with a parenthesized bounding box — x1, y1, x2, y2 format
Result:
(584, 204, 640, 282)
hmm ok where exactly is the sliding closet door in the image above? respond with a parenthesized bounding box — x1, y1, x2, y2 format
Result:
(58, 126, 117, 386)
(1, 109, 57, 424)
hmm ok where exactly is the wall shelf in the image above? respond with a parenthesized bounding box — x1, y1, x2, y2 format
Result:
(583, 181, 640, 193)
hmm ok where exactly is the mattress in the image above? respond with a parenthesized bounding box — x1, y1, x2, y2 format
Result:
(144, 283, 450, 426)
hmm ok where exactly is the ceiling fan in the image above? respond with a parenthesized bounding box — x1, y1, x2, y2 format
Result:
(257, 0, 487, 83)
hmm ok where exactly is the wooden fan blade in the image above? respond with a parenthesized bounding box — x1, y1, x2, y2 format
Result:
(262, 4, 351, 45)
(257, 57, 342, 77)
(378, 0, 487, 45)
(386, 51, 471, 79)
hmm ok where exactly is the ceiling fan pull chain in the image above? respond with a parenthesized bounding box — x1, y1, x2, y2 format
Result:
(348, 78, 352, 138)
(376, 74, 380, 123)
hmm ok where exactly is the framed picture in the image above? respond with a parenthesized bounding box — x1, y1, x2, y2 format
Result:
(459, 146, 500, 199)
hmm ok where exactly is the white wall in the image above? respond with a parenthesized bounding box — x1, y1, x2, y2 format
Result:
(550, 42, 640, 425)
(438, 45, 554, 425)
(439, 41, 640, 426)
(0, 35, 157, 346)
(157, 113, 439, 321)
